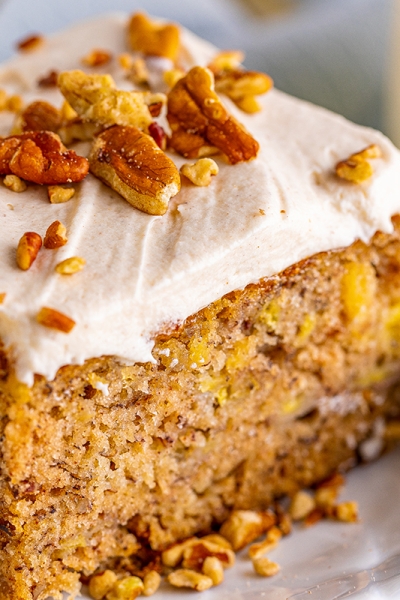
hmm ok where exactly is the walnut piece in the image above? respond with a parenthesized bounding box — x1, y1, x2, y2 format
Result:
(182, 539, 235, 570)
(13, 100, 62, 134)
(248, 526, 282, 559)
(336, 144, 382, 184)
(36, 307, 75, 333)
(167, 569, 213, 591)
(0, 293, 6, 304)
(219, 510, 276, 551)
(335, 501, 359, 522)
(55, 256, 85, 275)
(37, 70, 59, 88)
(16, 232, 42, 270)
(167, 66, 259, 164)
(128, 12, 180, 61)
(89, 125, 180, 215)
(252, 557, 280, 577)
(142, 571, 161, 597)
(48, 185, 75, 204)
(58, 70, 165, 132)
(82, 49, 112, 67)
(88, 570, 118, 600)
(44, 220, 68, 249)
(202, 556, 224, 586)
(106, 576, 144, 600)
(0, 131, 89, 185)
(208, 50, 245, 75)
(215, 70, 273, 113)
(3, 174, 27, 192)
(289, 491, 316, 521)
(180, 158, 219, 186)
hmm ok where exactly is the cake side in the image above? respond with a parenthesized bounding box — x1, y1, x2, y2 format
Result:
(1, 15, 400, 384)
(2, 221, 400, 599)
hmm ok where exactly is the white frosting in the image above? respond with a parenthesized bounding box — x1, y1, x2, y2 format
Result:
(1, 14, 400, 385)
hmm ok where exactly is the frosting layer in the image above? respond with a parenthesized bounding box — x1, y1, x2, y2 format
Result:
(1, 14, 400, 385)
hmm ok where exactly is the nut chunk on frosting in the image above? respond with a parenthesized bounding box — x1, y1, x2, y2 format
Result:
(0, 131, 89, 185)
(167, 66, 259, 164)
(89, 125, 181, 215)
(128, 12, 180, 62)
(57, 70, 165, 132)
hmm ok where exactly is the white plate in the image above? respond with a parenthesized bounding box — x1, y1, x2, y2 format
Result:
(67, 447, 400, 600)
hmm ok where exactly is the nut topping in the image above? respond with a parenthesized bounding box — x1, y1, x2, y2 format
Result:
(128, 12, 180, 61)
(167, 569, 213, 591)
(16, 232, 42, 270)
(89, 125, 180, 215)
(55, 256, 85, 275)
(336, 144, 383, 184)
(36, 307, 75, 333)
(0, 131, 89, 185)
(167, 66, 259, 163)
(3, 174, 27, 193)
(82, 49, 112, 67)
(17, 34, 44, 52)
(37, 70, 59, 88)
(58, 70, 165, 132)
(180, 158, 219, 186)
(48, 185, 75, 204)
(14, 100, 62, 134)
(44, 220, 68, 249)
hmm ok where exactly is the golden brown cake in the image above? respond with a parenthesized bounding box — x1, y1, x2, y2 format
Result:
(1, 12, 400, 600)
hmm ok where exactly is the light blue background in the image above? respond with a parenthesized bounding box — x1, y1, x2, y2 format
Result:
(0, 0, 393, 132)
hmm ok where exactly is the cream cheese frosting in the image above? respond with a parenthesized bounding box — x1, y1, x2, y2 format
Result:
(1, 13, 400, 385)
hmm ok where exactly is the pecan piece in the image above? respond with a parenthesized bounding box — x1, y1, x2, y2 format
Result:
(128, 12, 180, 61)
(0, 131, 89, 184)
(58, 70, 165, 132)
(38, 70, 59, 88)
(336, 144, 382, 184)
(16, 232, 42, 270)
(89, 125, 180, 215)
(44, 220, 67, 249)
(82, 49, 112, 67)
(215, 70, 273, 113)
(167, 66, 259, 164)
(17, 34, 43, 52)
(14, 101, 62, 133)
(36, 307, 75, 333)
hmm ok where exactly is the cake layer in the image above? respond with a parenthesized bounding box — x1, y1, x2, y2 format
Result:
(1, 14, 400, 384)
(2, 220, 400, 599)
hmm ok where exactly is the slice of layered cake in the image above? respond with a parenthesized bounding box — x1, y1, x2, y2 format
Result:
(1, 12, 400, 600)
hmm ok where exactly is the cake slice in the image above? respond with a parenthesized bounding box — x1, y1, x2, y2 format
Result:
(1, 13, 400, 600)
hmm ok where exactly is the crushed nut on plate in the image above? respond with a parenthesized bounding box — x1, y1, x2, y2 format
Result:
(219, 509, 276, 551)
(142, 571, 161, 597)
(89, 125, 180, 215)
(16, 232, 42, 271)
(36, 307, 75, 333)
(167, 569, 213, 591)
(252, 557, 281, 577)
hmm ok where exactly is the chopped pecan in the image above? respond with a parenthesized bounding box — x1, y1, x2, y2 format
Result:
(14, 101, 62, 134)
(38, 70, 59, 88)
(89, 125, 180, 215)
(48, 185, 75, 204)
(0, 131, 89, 184)
(182, 539, 235, 571)
(208, 50, 245, 75)
(142, 571, 161, 597)
(215, 70, 273, 113)
(36, 307, 75, 333)
(16, 232, 42, 270)
(0, 293, 6, 304)
(3, 174, 27, 192)
(82, 49, 112, 67)
(128, 12, 180, 61)
(17, 34, 43, 52)
(289, 491, 316, 521)
(55, 256, 85, 275)
(334, 501, 359, 522)
(44, 220, 67, 249)
(252, 557, 280, 577)
(180, 158, 219, 186)
(88, 570, 118, 600)
(167, 569, 213, 591)
(219, 510, 276, 551)
(336, 144, 382, 184)
(202, 556, 224, 586)
(58, 70, 165, 131)
(167, 66, 259, 163)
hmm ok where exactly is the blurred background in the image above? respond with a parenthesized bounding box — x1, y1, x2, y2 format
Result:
(0, 0, 398, 145)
